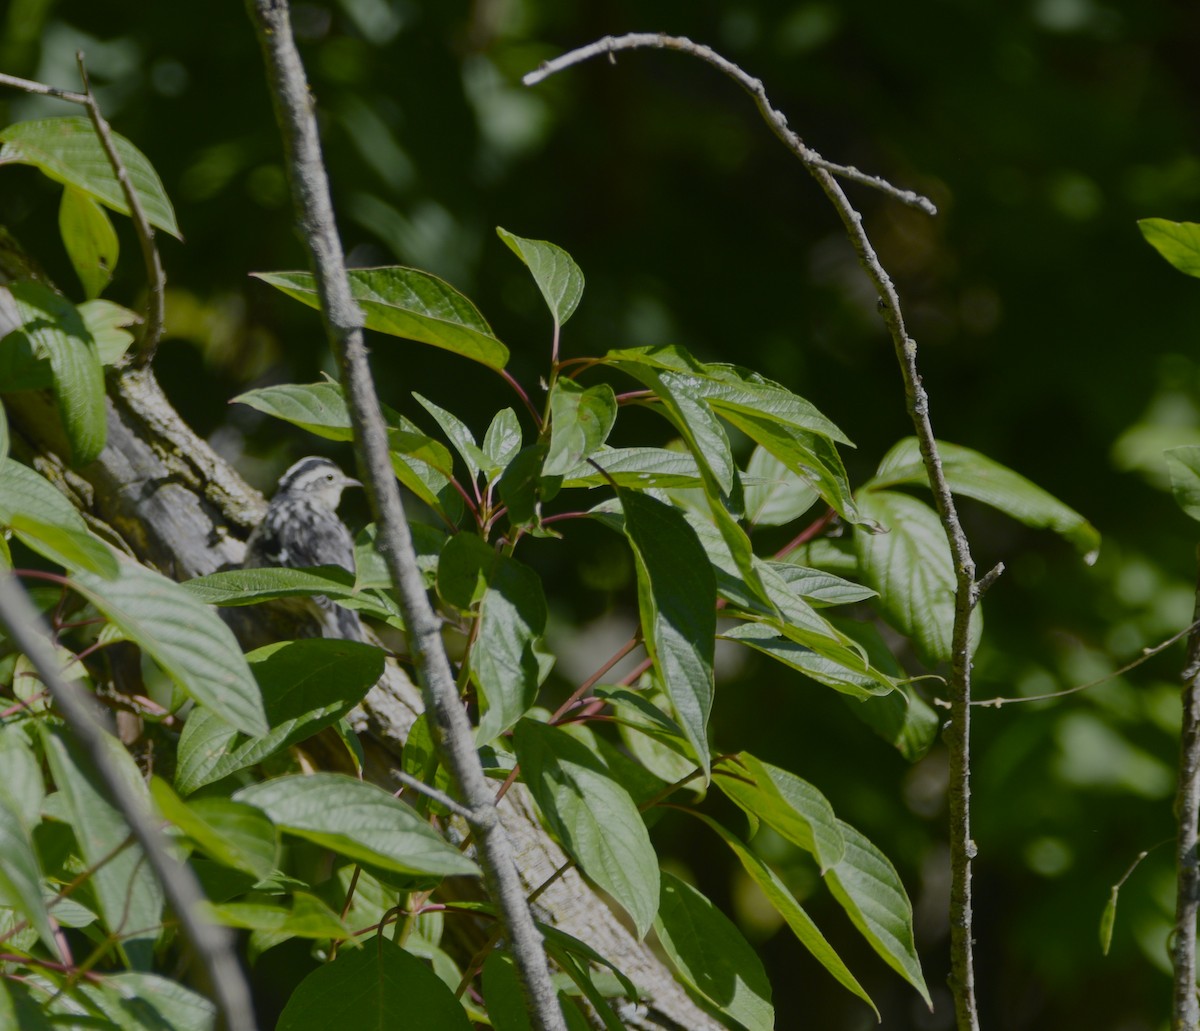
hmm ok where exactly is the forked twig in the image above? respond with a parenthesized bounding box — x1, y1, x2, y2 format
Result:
(526, 33, 979, 1028)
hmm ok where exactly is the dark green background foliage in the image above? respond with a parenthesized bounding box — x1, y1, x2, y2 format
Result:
(4, 1, 1200, 1027)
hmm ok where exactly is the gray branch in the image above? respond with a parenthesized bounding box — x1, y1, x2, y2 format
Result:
(526, 33, 981, 1028)
(243, 2, 564, 1027)
(1173, 553, 1200, 1030)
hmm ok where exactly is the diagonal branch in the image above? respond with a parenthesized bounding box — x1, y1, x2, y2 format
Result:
(1173, 553, 1200, 1030)
(244, 3, 564, 1028)
(526, 33, 980, 1029)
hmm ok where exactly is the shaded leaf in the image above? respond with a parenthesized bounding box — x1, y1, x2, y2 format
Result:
(1165, 445, 1200, 523)
(74, 560, 268, 736)
(0, 793, 60, 961)
(870, 437, 1099, 563)
(277, 934, 471, 1030)
(253, 267, 508, 370)
(854, 490, 980, 665)
(41, 726, 163, 968)
(619, 489, 715, 776)
(690, 811, 877, 1016)
(174, 638, 384, 794)
(1, 281, 105, 465)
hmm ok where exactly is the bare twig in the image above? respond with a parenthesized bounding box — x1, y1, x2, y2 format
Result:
(523, 33, 937, 216)
(75, 53, 166, 361)
(244, 3, 564, 1028)
(391, 768, 477, 823)
(526, 33, 976, 1027)
(1174, 554, 1200, 1030)
(0, 63, 167, 360)
(0, 571, 257, 1031)
(972, 619, 1200, 709)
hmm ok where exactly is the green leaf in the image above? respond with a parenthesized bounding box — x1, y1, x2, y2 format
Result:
(498, 443, 559, 528)
(77, 299, 138, 365)
(277, 934, 472, 1030)
(174, 638, 384, 794)
(1, 281, 105, 465)
(497, 227, 585, 329)
(561, 445, 702, 489)
(0, 399, 8, 460)
(513, 719, 660, 938)
(41, 726, 164, 968)
(235, 773, 479, 878)
(721, 623, 892, 700)
(0, 458, 117, 576)
(1165, 445, 1200, 523)
(689, 811, 878, 1016)
(204, 892, 350, 940)
(769, 561, 877, 607)
(83, 972, 216, 1031)
(414, 392, 487, 483)
(744, 445, 820, 527)
(654, 872, 774, 1031)
(855, 489, 980, 665)
(483, 950, 587, 1031)
(253, 267, 508, 370)
(714, 753, 845, 872)
(482, 407, 523, 475)
(0, 117, 180, 238)
(1139, 218, 1200, 278)
(826, 819, 931, 1006)
(870, 437, 1099, 563)
(0, 727, 44, 827)
(181, 566, 400, 624)
(618, 489, 716, 776)
(544, 379, 617, 476)
(150, 777, 276, 879)
(0, 793, 60, 961)
(1099, 887, 1117, 955)
(73, 559, 268, 736)
(59, 186, 118, 299)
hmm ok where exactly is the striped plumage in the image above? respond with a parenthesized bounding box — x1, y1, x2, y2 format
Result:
(244, 456, 363, 639)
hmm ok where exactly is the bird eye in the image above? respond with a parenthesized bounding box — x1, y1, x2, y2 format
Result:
(325, 472, 335, 481)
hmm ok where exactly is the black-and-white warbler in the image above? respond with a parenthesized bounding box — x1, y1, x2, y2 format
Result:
(244, 456, 364, 640)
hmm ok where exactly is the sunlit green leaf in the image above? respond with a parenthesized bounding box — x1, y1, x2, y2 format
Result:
(826, 819, 931, 1007)
(0, 793, 60, 961)
(1165, 445, 1200, 523)
(514, 719, 659, 938)
(83, 972, 216, 1031)
(414, 392, 487, 482)
(151, 778, 276, 879)
(654, 872, 774, 1031)
(77, 299, 138, 365)
(1139, 218, 1200, 279)
(253, 267, 508, 370)
(744, 445, 820, 526)
(59, 186, 118, 299)
(482, 407, 523, 475)
(0, 458, 117, 575)
(561, 445, 702, 489)
(0, 117, 180, 238)
(204, 893, 350, 940)
(497, 227, 585, 329)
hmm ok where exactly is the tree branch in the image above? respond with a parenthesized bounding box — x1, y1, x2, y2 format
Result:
(0, 571, 257, 1031)
(243, 3, 564, 1028)
(525, 33, 979, 1028)
(1173, 552, 1200, 1031)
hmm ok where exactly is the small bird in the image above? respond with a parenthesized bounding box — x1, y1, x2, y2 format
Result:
(244, 456, 364, 640)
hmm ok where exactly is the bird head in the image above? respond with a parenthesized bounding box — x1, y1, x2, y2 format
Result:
(274, 456, 360, 511)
